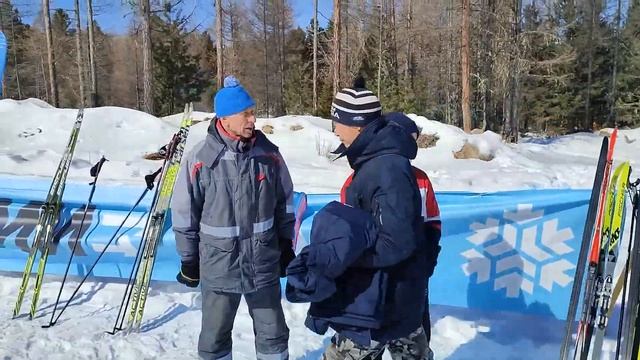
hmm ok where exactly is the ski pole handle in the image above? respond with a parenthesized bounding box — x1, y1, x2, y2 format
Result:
(89, 156, 108, 184)
(145, 167, 162, 190)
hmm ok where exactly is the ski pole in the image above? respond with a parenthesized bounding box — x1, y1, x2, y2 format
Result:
(107, 168, 162, 335)
(615, 180, 640, 358)
(43, 179, 151, 328)
(44, 156, 108, 327)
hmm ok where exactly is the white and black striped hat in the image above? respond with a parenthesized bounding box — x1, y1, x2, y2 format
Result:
(331, 87, 382, 127)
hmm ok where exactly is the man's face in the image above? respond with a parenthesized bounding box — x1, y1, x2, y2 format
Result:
(221, 108, 256, 139)
(333, 121, 361, 147)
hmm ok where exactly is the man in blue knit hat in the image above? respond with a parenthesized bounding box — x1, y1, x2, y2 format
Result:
(172, 75, 296, 360)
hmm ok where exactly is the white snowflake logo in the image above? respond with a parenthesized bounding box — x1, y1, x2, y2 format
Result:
(461, 204, 575, 297)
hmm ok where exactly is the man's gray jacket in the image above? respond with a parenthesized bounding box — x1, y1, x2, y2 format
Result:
(171, 120, 295, 293)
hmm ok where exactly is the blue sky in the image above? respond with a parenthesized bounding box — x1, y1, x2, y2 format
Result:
(13, 0, 334, 35)
(13, 0, 633, 35)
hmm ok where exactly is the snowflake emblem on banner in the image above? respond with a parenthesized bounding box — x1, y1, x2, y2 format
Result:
(461, 204, 575, 297)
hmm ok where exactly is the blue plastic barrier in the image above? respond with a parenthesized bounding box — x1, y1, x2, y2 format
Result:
(0, 176, 590, 319)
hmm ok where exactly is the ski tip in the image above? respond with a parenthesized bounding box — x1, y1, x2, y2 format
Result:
(609, 128, 619, 145)
(105, 329, 119, 336)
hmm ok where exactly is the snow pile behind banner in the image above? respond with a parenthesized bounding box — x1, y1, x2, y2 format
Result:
(0, 176, 590, 320)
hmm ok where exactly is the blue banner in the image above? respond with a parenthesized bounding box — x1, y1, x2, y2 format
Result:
(430, 190, 589, 320)
(0, 176, 590, 319)
(0, 31, 6, 96)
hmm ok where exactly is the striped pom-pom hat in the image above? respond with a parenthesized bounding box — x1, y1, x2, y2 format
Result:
(330, 85, 382, 127)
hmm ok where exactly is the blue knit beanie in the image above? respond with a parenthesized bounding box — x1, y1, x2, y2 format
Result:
(214, 75, 256, 117)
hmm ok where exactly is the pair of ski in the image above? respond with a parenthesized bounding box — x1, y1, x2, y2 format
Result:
(12, 109, 86, 320)
(12, 104, 193, 334)
(560, 129, 635, 360)
(109, 102, 193, 334)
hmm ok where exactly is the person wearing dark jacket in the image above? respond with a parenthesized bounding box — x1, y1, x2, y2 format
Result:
(378, 112, 441, 349)
(337, 112, 441, 357)
(297, 83, 431, 359)
(171, 75, 296, 360)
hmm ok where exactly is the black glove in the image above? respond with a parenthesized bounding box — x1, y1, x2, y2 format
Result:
(176, 261, 200, 288)
(279, 238, 296, 278)
(427, 245, 442, 278)
(424, 225, 442, 278)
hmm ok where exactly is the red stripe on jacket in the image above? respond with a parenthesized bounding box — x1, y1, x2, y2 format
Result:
(340, 166, 441, 230)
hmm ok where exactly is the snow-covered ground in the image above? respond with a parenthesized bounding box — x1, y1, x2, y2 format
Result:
(1, 99, 638, 359)
(2, 98, 639, 192)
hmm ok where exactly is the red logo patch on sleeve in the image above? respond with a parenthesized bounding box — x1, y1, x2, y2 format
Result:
(191, 162, 204, 181)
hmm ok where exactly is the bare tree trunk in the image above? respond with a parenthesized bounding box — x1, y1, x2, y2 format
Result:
(461, 0, 472, 132)
(43, 0, 59, 107)
(481, 79, 487, 130)
(391, 0, 398, 83)
(0, 74, 4, 100)
(377, 0, 382, 97)
(228, 2, 238, 75)
(10, 12, 22, 97)
(360, 0, 366, 67)
(584, 0, 596, 130)
(405, 0, 413, 90)
(446, 0, 454, 125)
(279, 0, 285, 115)
(41, 55, 49, 102)
(86, 0, 97, 106)
(140, 0, 153, 114)
(482, 0, 493, 130)
(73, 0, 85, 106)
(607, 0, 622, 127)
(36, 64, 41, 99)
(262, 0, 270, 117)
(437, 31, 444, 117)
(134, 31, 142, 110)
(215, 0, 224, 89)
(344, 0, 348, 82)
(333, 0, 341, 95)
(313, 0, 318, 115)
(510, 0, 521, 141)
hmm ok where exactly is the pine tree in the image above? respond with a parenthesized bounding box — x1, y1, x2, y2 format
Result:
(187, 30, 216, 111)
(283, 27, 312, 114)
(567, 0, 613, 129)
(51, 8, 76, 107)
(519, 3, 577, 133)
(92, 24, 114, 106)
(0, 1, 29, 98)
(151, 5, 209, 116)
(617, 1, 640, 126)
